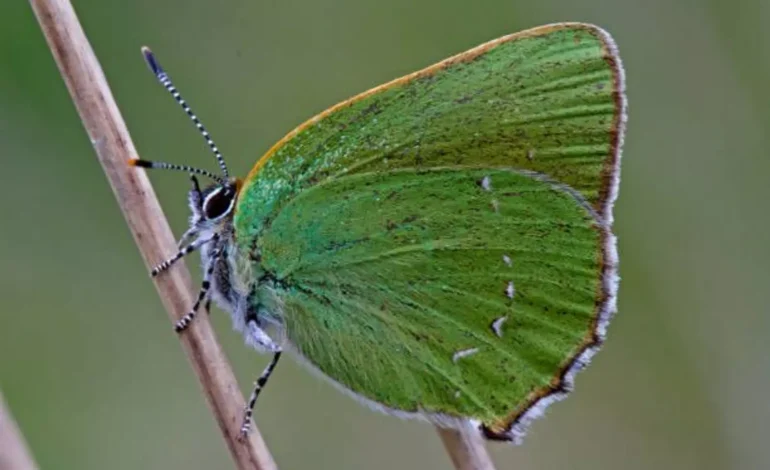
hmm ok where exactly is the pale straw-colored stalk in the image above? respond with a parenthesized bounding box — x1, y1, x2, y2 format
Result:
(28, 1, 277, 468)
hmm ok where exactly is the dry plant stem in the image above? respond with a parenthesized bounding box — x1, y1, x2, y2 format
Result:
(437, 426, 497, 470)
(28, 1, 277, 469)
(0, 391, 39, 470)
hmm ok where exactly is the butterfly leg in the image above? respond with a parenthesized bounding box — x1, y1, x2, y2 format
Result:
(238, 319, 281, 438)
(150, 236, 209, 277)
(239, 350, 282, 439)
(176, 226, 199, 249)
(174, 244, 220, 332)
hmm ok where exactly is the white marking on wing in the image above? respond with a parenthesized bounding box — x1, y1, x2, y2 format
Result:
(491, 316, 508, 337)
(452, 347, 480, 363)
(481, 175, 492, 191)
(506, 281, 515, 299)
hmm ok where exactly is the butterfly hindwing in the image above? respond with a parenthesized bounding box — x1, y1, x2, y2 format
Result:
(258, 168, 604, 436)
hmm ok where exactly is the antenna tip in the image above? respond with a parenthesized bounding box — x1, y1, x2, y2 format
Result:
(141, 46, 163, 76)
(129, 159, 151, 168)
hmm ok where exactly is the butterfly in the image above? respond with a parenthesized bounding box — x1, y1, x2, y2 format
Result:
(132, 22, 626, 443)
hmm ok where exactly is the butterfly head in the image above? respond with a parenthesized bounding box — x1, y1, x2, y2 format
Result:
(201, 183, 236, 221)
(188, 177, 242, 229)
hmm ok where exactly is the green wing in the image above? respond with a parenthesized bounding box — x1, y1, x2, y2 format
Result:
(234, 23, 626, 441)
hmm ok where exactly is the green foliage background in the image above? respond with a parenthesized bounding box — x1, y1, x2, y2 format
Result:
(0, 1, 767, 469)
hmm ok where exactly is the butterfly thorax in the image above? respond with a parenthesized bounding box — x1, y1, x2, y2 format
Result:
(185, 180, 281, 348)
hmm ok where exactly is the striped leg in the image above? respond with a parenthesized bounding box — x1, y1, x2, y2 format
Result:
(150, 236, 209, 277)
(239, 351, 282, 439)
(175, 246, 220, 332)
(176, 226, 199, 249)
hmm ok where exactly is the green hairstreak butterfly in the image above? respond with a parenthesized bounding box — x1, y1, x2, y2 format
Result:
(131, 22, 627, 443)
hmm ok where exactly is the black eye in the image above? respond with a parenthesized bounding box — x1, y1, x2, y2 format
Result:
(203, 187, 234, 220)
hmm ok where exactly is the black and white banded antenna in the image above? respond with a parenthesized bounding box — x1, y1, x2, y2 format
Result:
(140, 46, 230, 180)
(128, 159, 227, 185)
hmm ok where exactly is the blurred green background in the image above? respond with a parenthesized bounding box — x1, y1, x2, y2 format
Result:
(1, 0, 768, 469)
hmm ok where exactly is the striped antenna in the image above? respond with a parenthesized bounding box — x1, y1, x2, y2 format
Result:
(141, 46, 230, 179)
(129, 159, 227, 185)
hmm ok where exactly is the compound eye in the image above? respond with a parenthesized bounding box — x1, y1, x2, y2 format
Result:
(202, 187, 234, 220)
